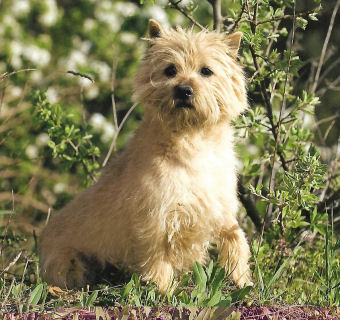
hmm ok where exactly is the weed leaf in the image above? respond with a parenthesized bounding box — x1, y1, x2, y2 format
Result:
(193, 262, 207, 292)
(28, 284, 44, 305)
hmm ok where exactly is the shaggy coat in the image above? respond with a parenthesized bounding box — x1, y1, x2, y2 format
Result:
(39, 20, 251, 293)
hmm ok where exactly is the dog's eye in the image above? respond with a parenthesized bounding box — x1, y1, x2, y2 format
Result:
(200, 67, 213, 77)
(164, 64, 177, 78)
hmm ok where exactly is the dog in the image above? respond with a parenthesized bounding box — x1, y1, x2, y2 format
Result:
(39, 19, 251, 293)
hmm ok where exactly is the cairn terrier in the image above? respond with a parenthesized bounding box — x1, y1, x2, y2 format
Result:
(39, 19, 251, 293)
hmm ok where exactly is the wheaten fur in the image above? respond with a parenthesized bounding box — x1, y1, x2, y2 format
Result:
(39, 19, 251, 293)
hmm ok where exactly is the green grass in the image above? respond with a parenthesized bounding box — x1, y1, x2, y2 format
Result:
(0, 221, 339, 312)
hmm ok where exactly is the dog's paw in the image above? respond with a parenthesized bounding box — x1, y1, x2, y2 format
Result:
(233, 270, 252, 288)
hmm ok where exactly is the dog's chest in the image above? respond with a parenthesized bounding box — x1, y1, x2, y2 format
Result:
(149, 140, 237, 218)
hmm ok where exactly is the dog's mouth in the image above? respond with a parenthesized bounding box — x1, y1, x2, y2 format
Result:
(175, 101, 194, 109)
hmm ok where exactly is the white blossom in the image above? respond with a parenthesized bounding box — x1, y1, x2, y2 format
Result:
(114, 2, 137, 17)
(46, 87, 59, 104)
(10, 86, 22, 98)
(11, 0, 30, 17)
(30, 70, 43, 83)
(26, 145, 38, 159)
(95, 2, 122, 32)
(10, 41, 23, 68)
(73, 37, 92, 54)
(89, 113, 106, 130)
(65, 50, 87, 69)
(146, 6, 169, 26)
(84, 19, 95, 32)
(39, 0, 58, 26)
(36, 133, 50, 147)
(79, 77, 92, 88)
(92, 61, 111, 82)
(101, 122, 115, 143)
(85, 85, 99, 99)
(23, 45, 51, 67)
(120, 32, 137, 45)
(54, 182, 66, 194)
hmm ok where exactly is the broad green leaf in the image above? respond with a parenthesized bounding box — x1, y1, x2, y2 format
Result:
(193, 262, 207, 293)
(121, 279, 134, 301)
(86, 290, 98, 306)
(28, 284, 44, 305)
(205, 290, 222, 307)
(230, 286, 252, 303)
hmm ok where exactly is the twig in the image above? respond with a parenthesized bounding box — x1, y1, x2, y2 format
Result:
(168, 0, 206, 30)
(66, 138, 78, 153)
(102, 103, 138, 167)
(46, 208, 52, 226)
(0, 85, 5, 113)
(67, 70, 94, 83)
(111, 54, 119, 132)
(310, 0, 340, 93)
(248, 23, 288, 171)
(321, 189, 340, 208)
(0, 190, 15, 256)
(254, 9, 317, 25)
(314, 113, 339, 128)
(0, 251, 22, 276)
(323, 120, 336, 142)
(275, 0, 297, 164)
(208, 0, 223, 31)
(18, 257, 29, 310)
(0, 69, 37, 82)
(1, 278, 15, 311)
(238, 179, 263, 231)
(102, 54, 119, 168)
(228, 2, 246, 32)
(254, 0, 296, 259)
(317, 75, 340, 96)
(0, 192, 49, 212)
(265, 17, 283, 57)
(102, 55, 138, 168)
(320, 138, 340, 202)
(316, 57, 340, 86)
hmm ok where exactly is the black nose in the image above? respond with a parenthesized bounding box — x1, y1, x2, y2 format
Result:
(174, 85, 194, 100)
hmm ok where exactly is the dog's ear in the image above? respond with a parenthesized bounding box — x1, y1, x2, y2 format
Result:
(148, 19, 163, 39)
(225, 32, 242, 57)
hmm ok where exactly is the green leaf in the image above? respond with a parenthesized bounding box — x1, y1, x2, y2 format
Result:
(230, 285, 252, 303)
(121, 279, 134, 301)
(173, 273, 191, 296)
(210, 267, 225, 296)
(181, 291, 190, 304)
(206, 260, 214, 279)
(296, 17, 308, 30)
(308, 13, 318, 21)
(205, 290, 222, 306)
(193, 262, 207, 293)
(132, 273, 140, 290)
(80, 291, 86, 306)
(217, 296, 232, 307)
(28, 284, 44, 305)
(86, 290, 98, 306)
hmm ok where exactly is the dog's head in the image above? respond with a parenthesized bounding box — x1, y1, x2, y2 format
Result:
(133, 20, 248, 130)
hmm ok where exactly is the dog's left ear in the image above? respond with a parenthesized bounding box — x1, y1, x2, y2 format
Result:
(225, 32, 242, 57)
(148, 19, 163, 39)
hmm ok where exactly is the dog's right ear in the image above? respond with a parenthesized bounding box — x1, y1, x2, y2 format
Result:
(147, 19, 163, 39)
(225, 32, 242, 57)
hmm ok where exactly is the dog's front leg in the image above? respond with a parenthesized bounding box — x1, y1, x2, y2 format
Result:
(132, 230, 174, 294)
(139, 258, 174, 294)
(217, 222, 252, 287)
